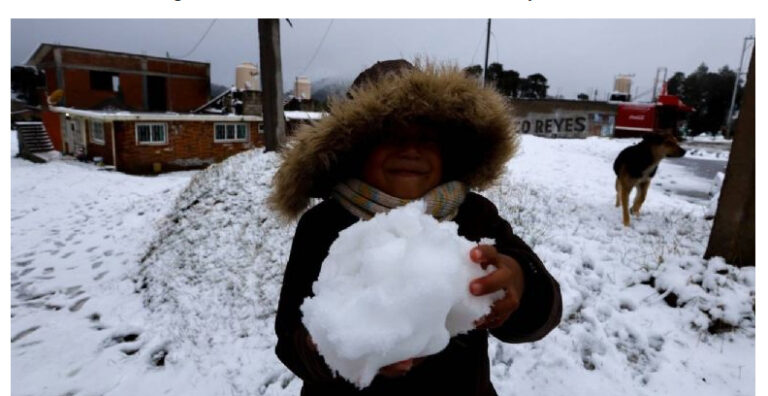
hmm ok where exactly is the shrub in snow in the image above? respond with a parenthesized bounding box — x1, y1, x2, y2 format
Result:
(300, 201, 502, 388)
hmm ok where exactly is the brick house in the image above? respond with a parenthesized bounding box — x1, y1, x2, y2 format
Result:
(49, 106, 262, 174)
(24, 44, 265, 174)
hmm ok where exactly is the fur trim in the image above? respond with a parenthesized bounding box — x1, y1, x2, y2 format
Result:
(270, 62, 518, 219)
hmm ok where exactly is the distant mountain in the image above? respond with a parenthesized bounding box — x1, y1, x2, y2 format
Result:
(210, 83, 230, 98)
(311, 77, 352, 103)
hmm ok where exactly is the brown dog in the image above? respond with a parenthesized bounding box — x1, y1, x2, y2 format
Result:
(613, 133, 686, 226)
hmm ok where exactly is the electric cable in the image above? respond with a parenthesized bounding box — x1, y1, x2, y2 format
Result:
(176, 19, 217, 59)
(299, 20, 334, 76)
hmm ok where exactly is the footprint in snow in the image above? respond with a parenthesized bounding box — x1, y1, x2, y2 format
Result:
(69, 297, 89, 312)
(15, 259, 34, 267)
(11, 326, 41, 343)
(93, 271, 109, 281)
(102, 332, 142, 356)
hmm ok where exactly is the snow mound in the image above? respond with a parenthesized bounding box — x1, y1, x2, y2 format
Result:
(301, 201, 502, 388)
(137, 149, 296, 390)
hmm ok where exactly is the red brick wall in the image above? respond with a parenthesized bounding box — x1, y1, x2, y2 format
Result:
(119, 73, 144, 109)
(44, 67, 58, 94)
(85, 120, 114, 165)
(63, 50, 143, 71)
(63, 69, 117, 109)
(167, 78, 209, 112)
(41, 111, 63, 151)
(51, 48, 210, 111)
(147, 59, 208, 78)
(113, 120, 262, 174)
(60, 69, 207, 111)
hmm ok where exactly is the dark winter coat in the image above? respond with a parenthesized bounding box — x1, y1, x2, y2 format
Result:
(274, 193, 562, 396)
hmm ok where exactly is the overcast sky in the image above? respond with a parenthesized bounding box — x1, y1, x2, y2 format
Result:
(10, 19, 755, 100)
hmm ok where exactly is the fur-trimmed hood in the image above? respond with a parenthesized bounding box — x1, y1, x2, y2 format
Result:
(270, 62, 518, 219)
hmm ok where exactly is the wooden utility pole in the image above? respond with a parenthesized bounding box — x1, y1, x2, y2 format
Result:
(704, 47, 755, 267)
(258, 19, 286, 152)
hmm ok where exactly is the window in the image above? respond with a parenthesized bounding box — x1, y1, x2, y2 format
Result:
(214, 123, 249, 143)
(136, 123, 167, 145)
(90, 121, 105, 144)
(90, 71, 119, 92)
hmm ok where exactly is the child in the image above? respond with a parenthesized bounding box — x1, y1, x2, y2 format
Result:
(270, 60, 562, 395)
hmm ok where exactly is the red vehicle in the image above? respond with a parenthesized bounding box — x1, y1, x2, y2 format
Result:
(613, 94, 694, 138)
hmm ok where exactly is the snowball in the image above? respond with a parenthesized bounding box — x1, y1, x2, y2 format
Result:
(300, 201, 503, 388)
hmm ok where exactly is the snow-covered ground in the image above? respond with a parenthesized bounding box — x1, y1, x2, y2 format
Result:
(10, 133, 753, 396)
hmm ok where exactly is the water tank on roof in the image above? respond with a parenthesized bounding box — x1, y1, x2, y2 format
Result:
(236, 62, 261, 91)
(613, 75, 633, 95)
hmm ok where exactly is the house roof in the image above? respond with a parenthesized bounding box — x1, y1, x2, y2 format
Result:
(50, 106, 261, 122)
(284, 110, 325, 121)
(26, 43, 210, 68)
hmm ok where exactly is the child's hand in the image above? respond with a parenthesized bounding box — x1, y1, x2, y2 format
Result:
(469, 245, 525, 329)
(378, 359, 415, 378)
(378, 357, 426, 378)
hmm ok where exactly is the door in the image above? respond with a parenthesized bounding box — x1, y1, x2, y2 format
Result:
(147, 76, 167, 112)
(64, 118, 86, 156)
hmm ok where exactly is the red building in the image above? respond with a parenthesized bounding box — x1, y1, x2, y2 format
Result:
(26, 43, 210, 112)
(23, 44, 267, 174)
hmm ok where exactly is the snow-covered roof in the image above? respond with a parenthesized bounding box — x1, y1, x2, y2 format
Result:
(284, 110, 325, 121)
(50, 106, 262, 122)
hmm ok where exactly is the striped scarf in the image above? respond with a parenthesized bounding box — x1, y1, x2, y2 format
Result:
(332, 179, 468, 221)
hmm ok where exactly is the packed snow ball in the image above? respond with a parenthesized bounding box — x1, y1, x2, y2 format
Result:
(300, 201, 503, 388)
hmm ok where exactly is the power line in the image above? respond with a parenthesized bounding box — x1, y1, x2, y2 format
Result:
(490, 31, 500, 64)
(469, 24, 486, 65)
(300, 20, 334, 76)
(175, 19, 217, 59)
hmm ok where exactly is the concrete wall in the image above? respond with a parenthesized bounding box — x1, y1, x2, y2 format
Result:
(510, 99, 618, 138)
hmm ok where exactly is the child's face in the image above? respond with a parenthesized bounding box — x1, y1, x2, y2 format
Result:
(361, 128, 443, 199)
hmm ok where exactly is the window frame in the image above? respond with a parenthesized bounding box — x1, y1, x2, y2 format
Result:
(213, 122, 249, 143)
(90, 120, 105, 145)
(135, 122, 168, 145)
(90, 71, 119, 92)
